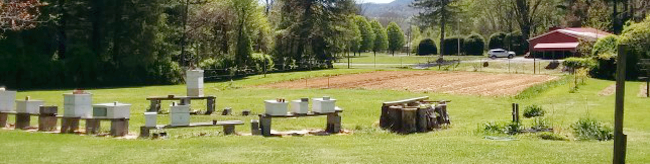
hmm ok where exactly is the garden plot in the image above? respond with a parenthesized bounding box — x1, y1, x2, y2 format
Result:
(259, 71, 559, 96)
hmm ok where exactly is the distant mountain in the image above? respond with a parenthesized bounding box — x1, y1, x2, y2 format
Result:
(358, 0, 419, 19)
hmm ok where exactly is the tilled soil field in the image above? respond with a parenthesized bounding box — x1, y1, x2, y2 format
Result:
(258, 71, 559, 96)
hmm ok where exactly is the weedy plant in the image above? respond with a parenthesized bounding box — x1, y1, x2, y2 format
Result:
(571, 118, 613, 141)
(537, 132, 569, 141)
(523, 105, 545, 118)
(530, 118, 552, 132)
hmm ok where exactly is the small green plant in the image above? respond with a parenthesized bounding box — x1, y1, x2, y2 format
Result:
(571, 118, 614, 141)
(483, 122, 504, 133)
(523, 105, 545, 118)
(537, 132, 569, 141)
(530, 118, 552, 132)
(503, 122, 522, 135)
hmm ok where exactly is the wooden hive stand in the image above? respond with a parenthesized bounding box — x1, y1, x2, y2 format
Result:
(139, 120, 244, 138)
(257, 108, 343, 137)
(83, 117, 130, 137)
(146, 95, 216, 115)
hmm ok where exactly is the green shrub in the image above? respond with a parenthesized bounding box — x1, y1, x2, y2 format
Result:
(563, 57, 597, 70)
(571, 118, 614, 141)
(488, 32, 507, 49)
(464, 33, 486, 56)
(442, 36, 464, 55)
(592, 35, 618, 57)
(251, 53, 274, 72)
(538, 132, 569, 141)
(483, 121, 522, 135)
(617, 15, 650, 80)
(523, 105, 545, 118)
(417, 38, 438, 56)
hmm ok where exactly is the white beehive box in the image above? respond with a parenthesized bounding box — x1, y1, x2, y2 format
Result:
(0, 89, 17, 112)
(170, 103, 190, 126)
(15, 97, 44, 114)
(312, 96, 336, 113)
(186, 69, 204, 97)
(92, 102, 131, 119)
(291, 98, 309, 114)
(144, 112, 157, 127)
(63, 92, 92, 118)
(265, 100, 288, 116)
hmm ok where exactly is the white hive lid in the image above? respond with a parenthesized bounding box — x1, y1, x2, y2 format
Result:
(93, 102, 131, 107)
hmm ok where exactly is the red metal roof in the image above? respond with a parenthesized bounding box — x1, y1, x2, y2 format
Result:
(533, 42, 580, 52)
(529, 28, 612, 42)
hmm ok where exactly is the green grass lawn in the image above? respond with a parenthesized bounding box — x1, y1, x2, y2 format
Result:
(1, 69, 649, 163)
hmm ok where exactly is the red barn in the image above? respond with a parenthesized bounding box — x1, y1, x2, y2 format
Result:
(528, 28, 612, 59)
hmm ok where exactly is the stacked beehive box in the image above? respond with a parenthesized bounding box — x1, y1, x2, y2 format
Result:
(170, 102, 190, 126)
(265, 99, 288, 116)
(63, 91, 92, 118)
(15, 96, 44, 114)
(0, 88, 17, 112)
(186, 69, 204, 97)
(291, 98, 309, 114)
(92, 102, 131, 118)
(312, 96, 336, 113)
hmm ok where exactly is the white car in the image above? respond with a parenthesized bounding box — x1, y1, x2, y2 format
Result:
(488, 49, 516, 59)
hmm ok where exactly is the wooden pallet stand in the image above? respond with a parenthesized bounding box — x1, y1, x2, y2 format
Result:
(258, 108, 343, 137)
(146, 95, 216, 115)
(139, 120, 244, 138)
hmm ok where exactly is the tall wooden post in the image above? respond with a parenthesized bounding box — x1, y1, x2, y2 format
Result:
(613, 45, 628, 164)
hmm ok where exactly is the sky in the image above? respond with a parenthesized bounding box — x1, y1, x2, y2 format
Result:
(360, 0, 394, 3)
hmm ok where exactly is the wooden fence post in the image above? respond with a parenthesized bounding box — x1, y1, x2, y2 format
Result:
(613, 45, 628, 164)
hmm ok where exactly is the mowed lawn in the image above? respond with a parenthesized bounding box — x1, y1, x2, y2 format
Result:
(1, 69, 650, 163)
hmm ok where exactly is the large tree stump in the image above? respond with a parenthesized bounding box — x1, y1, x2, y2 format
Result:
(417, 106, 436, 132)
(400, 108, 417, 134)
(38, 106, 58, 131)
(15, 113, 31, 130)
(380, 105, 391, 129)
(387, 106, 403, 132)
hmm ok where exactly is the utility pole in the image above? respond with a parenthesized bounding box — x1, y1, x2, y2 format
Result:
(613, 45, 628, 164)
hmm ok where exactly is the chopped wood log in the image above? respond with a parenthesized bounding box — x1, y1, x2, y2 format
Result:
(260, 115, 272, 136)
(326, 113, 341, 133)
(242, 110, 251, 116)
(85, 119, 101, 135)
(139, 126, 150, 138)
(110, 119, 129, 137)
(417, 106, 436, 132)
(251, 120, 261, 135)
(61, 117, 80, 133)
(0, 113, 7, 128)
(15, 113, 31, 130)
(380, 105, 390, 129)
(387, 106, 403, 132)
(206, 98, 215, 115)
(400, 108, 417, 134)
(222, 108, 232, 116)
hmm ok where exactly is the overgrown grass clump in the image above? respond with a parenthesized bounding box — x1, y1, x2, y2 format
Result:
(523, 105, 545, 118)
(483, 122, 522, 135)
(538, 132, 569, 141)
(515, 76, 570, 99)
(571, 118, 613, 141)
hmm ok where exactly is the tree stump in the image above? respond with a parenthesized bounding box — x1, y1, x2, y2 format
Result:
(38, 106, 58, 131)
(417, 106, 436, 132)
(15, 113, 31, 130)
(387, 106, 403, 132)
(140, 126, 151, 138)
(400, 108, 417, 134)
(206, 98, 215, 115)
(380, 105, 391, 129)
